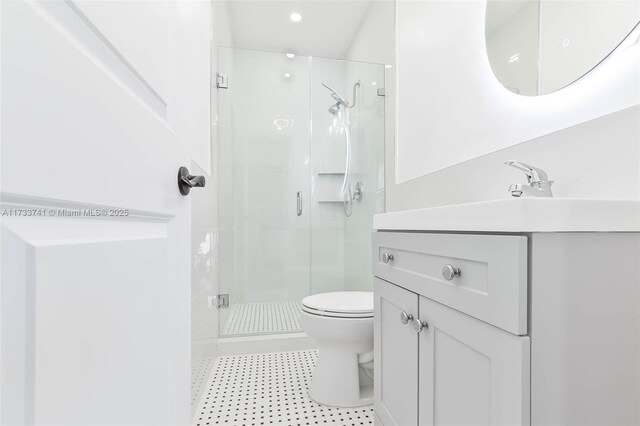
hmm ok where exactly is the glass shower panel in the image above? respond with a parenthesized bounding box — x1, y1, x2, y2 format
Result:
(309, 58, 349, 295)
(217, 48, 311, 337)
(341, 61, 386, 293)
(310, 58, 385, 295)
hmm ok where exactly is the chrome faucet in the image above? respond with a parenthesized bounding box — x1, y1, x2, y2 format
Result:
(504, 160, 553, 198)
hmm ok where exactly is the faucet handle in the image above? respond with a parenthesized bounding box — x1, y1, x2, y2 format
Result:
(504, 160, 549, 183)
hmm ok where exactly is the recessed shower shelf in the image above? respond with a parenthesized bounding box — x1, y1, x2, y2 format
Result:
(317, 171, 346, 175)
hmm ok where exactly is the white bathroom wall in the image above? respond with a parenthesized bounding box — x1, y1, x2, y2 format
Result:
(389, 105, 640, 211)
(344, 1, 395, 66)
(388, 0, 640, 211)
(395, 0, 640, 180)
(191, 0, 232, 416)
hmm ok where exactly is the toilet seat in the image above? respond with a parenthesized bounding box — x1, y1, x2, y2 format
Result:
(301, 292, 373, 319)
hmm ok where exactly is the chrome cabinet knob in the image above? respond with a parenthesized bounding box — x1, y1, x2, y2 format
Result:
(442, 264, 461, 281)
(412, 318, 429, 333)
(400, 311, 413, 324)
(382, 252, 394, 263)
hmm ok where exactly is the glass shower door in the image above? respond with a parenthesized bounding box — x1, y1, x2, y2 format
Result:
(217, 48, 311, 337)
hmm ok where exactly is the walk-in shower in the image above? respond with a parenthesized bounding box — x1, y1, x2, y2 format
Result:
(216, 48, 385, 338)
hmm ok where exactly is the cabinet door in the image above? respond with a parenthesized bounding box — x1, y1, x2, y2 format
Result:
(418, 297, 530, 426)
(374, 278, 419, 426)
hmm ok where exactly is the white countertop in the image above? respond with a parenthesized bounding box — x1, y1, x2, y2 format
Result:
(373, 198, 640, 233)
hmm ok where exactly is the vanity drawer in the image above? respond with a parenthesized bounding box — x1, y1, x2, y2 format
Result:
(373, 232, 527, 335)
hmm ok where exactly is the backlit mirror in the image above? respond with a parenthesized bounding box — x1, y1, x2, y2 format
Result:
(485, 0, 640, 96)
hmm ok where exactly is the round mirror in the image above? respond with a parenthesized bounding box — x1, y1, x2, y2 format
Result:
(485, 0, 640, 96)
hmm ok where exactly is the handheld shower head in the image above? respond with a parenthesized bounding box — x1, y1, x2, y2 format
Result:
(322, 82, 350, 107)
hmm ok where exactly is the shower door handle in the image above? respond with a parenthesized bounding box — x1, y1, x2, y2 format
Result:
(296, 191, 303, 216)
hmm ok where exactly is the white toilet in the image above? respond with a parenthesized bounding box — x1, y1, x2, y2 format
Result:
(300, 291, 374, 407)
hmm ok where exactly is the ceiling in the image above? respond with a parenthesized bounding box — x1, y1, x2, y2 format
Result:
(225, 1, 374, 59)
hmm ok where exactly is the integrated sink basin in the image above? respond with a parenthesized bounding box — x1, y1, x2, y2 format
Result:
(373, 198, 640, 232)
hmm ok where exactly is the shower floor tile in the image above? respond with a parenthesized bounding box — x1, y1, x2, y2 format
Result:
(192, 350, 374, 426)
(221, 301, 303, 336)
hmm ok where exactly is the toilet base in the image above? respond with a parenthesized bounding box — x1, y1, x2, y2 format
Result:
(299, 301, 374, 409)
(309, 386, 373, 408)
(308, 348, 373, 407)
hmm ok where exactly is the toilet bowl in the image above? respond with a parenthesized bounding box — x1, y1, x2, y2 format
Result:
(300, 291, 374, 407)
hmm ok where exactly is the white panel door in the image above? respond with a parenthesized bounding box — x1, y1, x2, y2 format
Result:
(374, 278, 419, 426)
(418, 297, 530, 426)
(1, 1, 210, 424)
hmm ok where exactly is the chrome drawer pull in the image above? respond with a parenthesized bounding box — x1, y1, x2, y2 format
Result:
(382, 252, 394, 263)
(442, 264, 462, 281)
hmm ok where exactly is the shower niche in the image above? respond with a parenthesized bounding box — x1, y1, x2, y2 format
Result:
(216, 48, 385, 337)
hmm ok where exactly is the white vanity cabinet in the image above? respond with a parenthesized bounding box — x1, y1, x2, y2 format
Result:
(372, 224, 640, 426)
(373, 231, 530, 426)
(418, 296, 530, 426)
(374, 278, 419, 426)
(374, 278, 530, 426)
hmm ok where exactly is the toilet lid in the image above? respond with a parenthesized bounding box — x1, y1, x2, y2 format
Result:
(301, 292, 373, 318)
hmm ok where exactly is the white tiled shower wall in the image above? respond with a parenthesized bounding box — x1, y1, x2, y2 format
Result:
(311, 58, 385, 294)
(310, 57, 348, 294)
(342, 60, 385, 292)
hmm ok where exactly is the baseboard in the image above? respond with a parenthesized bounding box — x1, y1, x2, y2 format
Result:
(217, 332, 317, 356)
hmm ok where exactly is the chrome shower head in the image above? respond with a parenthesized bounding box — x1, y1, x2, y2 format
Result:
(322, 82, 350, 108)
(328, 103, 341, 115)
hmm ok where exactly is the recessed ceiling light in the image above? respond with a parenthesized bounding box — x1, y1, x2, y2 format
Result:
(284, 73, 291, 79)
(290, 12, 302, 23)
(286, 52, 296, 59)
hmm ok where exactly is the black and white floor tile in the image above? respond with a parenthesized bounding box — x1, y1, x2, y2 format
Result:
(192, 350, 374, 426)
(192, 356, 217, 409)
